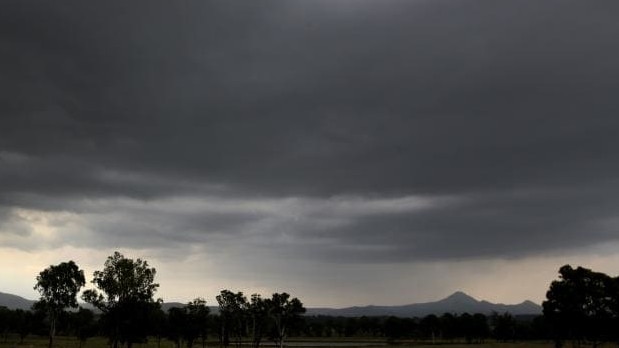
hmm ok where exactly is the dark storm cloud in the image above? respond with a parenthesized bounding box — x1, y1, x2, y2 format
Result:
(2, 0, 619, 260)
(296, 186, 619, 262)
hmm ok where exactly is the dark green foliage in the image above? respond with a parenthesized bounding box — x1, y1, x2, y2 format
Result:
(267, 292, 306, 348)
(166, 298, 211, 348)
(34, 260, 86, 348)
(344, 317, 358, 337)
(186, 298, 210, 348)
(357, 316, 382, 336)
(82, 251, 160, 348)
(383, 316, 416, 340)
(464, 313, 489, 343)
(167, 307, 187, 348)
(303, 318, 326, 337)
(213, 290, 306, 348)
(304, 313, 491, 342)
(0, 306, 10, 342)
(71, 308, 97, 348)
(13, 309, 33, 343)
(419, 314, 440, 343)
(149, 308, 167, 348)
(543, 264, 619, 348)
(216, 290, 247, 348)
(491, 312, 516, 342)
(247, 294, 269, 348)
(440, 313, 458, 341)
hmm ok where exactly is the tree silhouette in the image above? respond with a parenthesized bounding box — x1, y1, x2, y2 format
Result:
(82, 251, 160, 348)
(216, 290, 247, 348)
(245, 294, 268, 348)
(267, 293, 306, 348)
(543, 265, 617, 348)
(71, 308, 97, 348)
(420, 314, 440, 344)
(150, 307, 167, 348)
(34, 261, 85, 348)
(186, 298, 210, 348)
(167, 307, 187, 348)
(13, 309, 33, 344)
(0, 306, 9, 343)
(491, 312, 516, 342)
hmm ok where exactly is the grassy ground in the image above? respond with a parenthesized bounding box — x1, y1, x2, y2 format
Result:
(0, 335, 163, 348)
(0, 336, 558, 348)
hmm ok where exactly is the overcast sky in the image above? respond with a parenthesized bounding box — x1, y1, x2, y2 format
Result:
(2, 0, 619, 307)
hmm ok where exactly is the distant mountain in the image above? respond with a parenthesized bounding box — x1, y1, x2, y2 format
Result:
(0, 292, 36, 310)
(1, 290, 541, 317)
(305, 291, 542, 317)
(0, 293, 213, 313)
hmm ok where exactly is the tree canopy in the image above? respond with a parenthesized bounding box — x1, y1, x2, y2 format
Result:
(268, 292, 306, 348)
(82, 251, 159, 308)
(82, 251, 160, 348)
(543, 265, 619, 348)
(34, 261, 85, 348)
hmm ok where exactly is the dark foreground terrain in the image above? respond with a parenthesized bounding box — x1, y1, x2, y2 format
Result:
(0, 336, 556, 348)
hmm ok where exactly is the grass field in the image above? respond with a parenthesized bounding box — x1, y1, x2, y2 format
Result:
(0, 335, 559, 348)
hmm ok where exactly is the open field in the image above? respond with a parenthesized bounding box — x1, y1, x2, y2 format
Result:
(0, 336, 560, 348)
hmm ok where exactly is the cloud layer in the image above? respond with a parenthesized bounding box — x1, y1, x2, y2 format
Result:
(2, 0, 619, 305)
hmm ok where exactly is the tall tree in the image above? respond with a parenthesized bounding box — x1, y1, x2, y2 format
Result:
(419, 314, 440, 344)
(34, 260, 86, 348)
(216, 290, 247, 348)
(186, 298, 211, 348)
(267, 293, 305, 348)
(247, 294, 269, 348)
(82, 251, 160, 348)
(543, 265, 615, 348)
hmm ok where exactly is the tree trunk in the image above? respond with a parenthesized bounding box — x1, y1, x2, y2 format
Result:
(221, 324, 229, 348)
(48, 315, 57, 348)
(278, 327, 285, 348)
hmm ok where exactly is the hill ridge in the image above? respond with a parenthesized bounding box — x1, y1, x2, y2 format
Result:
(305, 291, 541, 317)
(1, 290, 541, 317)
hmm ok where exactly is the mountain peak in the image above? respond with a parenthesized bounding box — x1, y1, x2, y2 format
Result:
(444, 291, 478, 302)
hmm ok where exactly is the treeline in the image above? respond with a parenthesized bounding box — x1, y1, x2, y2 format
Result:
(0, 306, 95, 346)
(303, 312, 548, 342)
(0, 292, 305, 348)
(0, 306, 549, 345)
(25, 252, 306, 348)
(6, 252, 619, 348)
